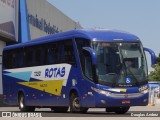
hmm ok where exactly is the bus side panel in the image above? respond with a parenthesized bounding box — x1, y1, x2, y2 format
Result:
(28, 66, 79, 107)
(23, 86, 58, 107)
(3, 73, 62, 107)
(3, 74, 19, 105)
(55, 66, 80, 106)
(3, 64, 73, 107)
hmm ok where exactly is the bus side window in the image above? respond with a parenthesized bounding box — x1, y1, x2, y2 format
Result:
(33, 46, 45, 66)
(82, 50, 93, 80)
(24, 47, 34, 67)
(75, 38, 92, 80)
(40, 45, 46, 65)
(12, 50, 23, 68)
(3, 51, 12, 69)
(47, 43, 58, 65)
(3, 49, 24, 69)
(16, 49, 24, 68)
(34, 48, 40, 66)
(60, 40, 76, 65)
(75, 38, 90, 62)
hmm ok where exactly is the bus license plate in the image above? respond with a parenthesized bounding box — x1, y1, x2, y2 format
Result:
(122, 100, 131, 104)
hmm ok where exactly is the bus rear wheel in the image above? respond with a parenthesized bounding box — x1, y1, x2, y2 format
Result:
(18, 93, 35, 112)
(70, 93, 88, 113)
(106, 107, 130, 114)
(51, 107, 68, 113)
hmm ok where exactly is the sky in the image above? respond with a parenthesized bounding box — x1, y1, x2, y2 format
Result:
(47, 0, 160, 71)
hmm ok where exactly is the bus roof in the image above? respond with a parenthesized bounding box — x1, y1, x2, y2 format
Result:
(4, 29, 140, 50)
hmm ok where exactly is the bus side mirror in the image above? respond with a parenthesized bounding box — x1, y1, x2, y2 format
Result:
(144, 47, 156, 65)
(82, 47, 98, 84)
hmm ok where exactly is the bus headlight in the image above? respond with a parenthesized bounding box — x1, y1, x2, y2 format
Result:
(91, 87, 111, 96)
(140, 89, 149, 94)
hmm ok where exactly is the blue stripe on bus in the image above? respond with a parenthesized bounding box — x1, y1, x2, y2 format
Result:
(4, 71, 32, 82)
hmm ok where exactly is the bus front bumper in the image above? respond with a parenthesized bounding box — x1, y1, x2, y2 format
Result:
(95, 92, 149, 107)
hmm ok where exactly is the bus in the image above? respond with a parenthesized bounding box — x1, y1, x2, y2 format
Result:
(2, 29, 156, 114)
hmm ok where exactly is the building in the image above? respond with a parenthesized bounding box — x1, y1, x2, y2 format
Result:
(0, 0, 82, 94)
(26, 0, 82, 40)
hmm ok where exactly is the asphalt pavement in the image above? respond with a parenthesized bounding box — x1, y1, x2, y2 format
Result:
(0, 103, 159, 118)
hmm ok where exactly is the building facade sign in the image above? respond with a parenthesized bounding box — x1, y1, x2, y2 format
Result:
(0, 0, 16, 40)
(28, 14, 62, 35)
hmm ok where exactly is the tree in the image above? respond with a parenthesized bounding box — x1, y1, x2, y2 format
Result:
(148, 56, 160, 81)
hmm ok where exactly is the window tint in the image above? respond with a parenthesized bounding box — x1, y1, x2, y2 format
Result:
(3, 39, 76, 69)
(16, 49, 25, 68)
(46, 40, 76, 65)
(47, 43, 58, 65)
(62, 40, 76, 65)
(34, 45, 46, 66)
(75, 38, 91, 79)
(3, 51, 13, 69)
(75, 38, 90, 65)
(24, 47, 34, 67)
(83, 50, 93, 80)
(75, 38, 90, 55)
(3, 48, 25, 69)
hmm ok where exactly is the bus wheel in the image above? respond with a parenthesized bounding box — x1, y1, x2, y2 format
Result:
(114, 107, 130, 114)
(106, 107, 130, 114)
(70, 93, 88, 113)
(51, 107, 68, 113)
(18, 93, 35, 112)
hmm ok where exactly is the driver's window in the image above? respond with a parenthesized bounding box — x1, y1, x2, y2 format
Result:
(75, 38, 93, 80)
(82, 51, 93, 81)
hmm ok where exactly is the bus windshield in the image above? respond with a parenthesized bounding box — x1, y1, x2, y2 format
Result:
(92, 41, 148, 87)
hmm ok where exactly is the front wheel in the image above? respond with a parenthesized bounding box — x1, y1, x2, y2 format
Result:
(70, 93, 88, 113)
(106, 107, 130, 114)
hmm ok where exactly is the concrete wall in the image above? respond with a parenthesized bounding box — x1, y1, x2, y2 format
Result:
(0, 0, 18, 94)
(27, 0, 82, 39)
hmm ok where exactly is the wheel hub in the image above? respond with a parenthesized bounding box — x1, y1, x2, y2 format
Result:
(20, 97, 24, 108)
(73, 98, 80, 108)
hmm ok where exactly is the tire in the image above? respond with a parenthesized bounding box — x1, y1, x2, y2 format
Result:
(51, 107, 68, 113)
(70, 93, 88, 113)
(18, 93, 35, 112)
(106, 107, 130, 114)
(114, 107, 130, 114)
